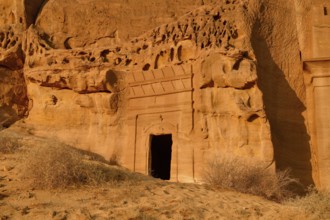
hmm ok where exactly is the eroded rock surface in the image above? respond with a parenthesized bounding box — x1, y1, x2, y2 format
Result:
(0, 0, 28, 128)
(0, 0, 329, 188)
(18, 0, 275, 183)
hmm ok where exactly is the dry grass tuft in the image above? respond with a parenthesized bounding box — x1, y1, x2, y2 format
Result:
(0, 136, 22, 154)
(286, 188, 330, 219)
(109, 151, 121, 166)
(135, 212, 158, 220)
(203, 153, 299, 202)
(23, 144, 136, 189)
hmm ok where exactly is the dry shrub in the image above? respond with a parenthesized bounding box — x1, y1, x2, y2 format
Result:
(287, 188, 330, 219)
(109, 151, 121, 166)
(203, 153, 299, 201)
(135, 212, 158, 220)
(0, 136, 22, 154)
(24, 144, 133, 189)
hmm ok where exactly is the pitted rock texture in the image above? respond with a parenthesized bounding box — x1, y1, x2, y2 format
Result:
(19, 0, 275, 183)
(0, 0, 28, 128)
(0, 0, 329, 189)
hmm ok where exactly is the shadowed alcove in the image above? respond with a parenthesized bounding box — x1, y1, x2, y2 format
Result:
(24, 0, 47, 27)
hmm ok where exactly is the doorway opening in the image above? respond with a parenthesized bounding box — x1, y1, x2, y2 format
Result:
(149, 134, 172, 180)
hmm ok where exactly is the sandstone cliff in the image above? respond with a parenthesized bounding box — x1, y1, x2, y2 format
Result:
(0, 0, 329, 189)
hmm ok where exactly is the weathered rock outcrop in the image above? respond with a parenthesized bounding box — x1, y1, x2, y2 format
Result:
(250, 0, 312, 188)
(19, 0, 274, 182)
(0, 0, 329, 189)
(0, 0, 28, 128)
(298, 0, 330, 190)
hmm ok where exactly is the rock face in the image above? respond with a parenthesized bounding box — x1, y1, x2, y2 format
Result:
(251, 0, 312, 188)
(0, 0, 329, 188)
(22, 0, 274, 183)
(0, 0, 28, 128)
(300, 0, 330, 190)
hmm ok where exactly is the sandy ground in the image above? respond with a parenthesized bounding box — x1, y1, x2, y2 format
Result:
(0, 130, 308, 220)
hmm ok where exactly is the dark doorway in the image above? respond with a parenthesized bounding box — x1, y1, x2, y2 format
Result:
(149, 134, 172, 180)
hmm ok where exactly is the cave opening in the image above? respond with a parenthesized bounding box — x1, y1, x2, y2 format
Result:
(149, 134, 172, 180)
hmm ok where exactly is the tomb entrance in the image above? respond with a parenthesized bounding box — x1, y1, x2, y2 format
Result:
(149, 134, 173, 180)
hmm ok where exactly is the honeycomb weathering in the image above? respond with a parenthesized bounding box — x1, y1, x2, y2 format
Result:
(0, 0, 329, 190)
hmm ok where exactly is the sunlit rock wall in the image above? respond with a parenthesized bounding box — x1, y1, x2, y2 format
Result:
(1, 0, 329, 188)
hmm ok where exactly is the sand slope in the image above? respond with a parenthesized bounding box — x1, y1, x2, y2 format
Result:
(0, 129, 308, 220)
